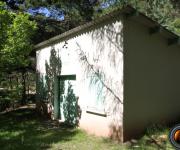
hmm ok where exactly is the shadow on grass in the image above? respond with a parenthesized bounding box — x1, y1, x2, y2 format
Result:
(0, 107, 79, 150)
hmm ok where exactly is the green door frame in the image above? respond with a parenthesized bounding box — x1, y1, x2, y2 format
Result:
(54, 74, 76, 120)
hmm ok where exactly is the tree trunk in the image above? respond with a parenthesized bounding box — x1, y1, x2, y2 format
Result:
(21, 71, 26, 105)
(27, 72, 29, 97)
(16, 75, 18, 88)
(10, 76, 12, 90)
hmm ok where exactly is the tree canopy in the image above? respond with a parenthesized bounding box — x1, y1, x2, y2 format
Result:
(94, 0, 179, 36)
(0, 2, 37, 72)
(3, 0, 179, 44)
(0, 0, 179, 71)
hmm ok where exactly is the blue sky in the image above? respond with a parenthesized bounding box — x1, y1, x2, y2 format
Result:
(101, 0, 116, 9)
(6, 0, 115, 21)
(27, 6, 64, 21)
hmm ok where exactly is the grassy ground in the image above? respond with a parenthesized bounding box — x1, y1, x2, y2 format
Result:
(0, 105, 175, 150)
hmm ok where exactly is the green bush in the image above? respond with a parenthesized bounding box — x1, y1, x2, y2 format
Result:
(0, 96, 11, 112)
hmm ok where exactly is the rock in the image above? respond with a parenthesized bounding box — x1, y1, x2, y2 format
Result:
(124, 141, 132, 147)
(133, 145, 140, 148)
(131, 139, 138, 144)
(158, 135, 167, 142)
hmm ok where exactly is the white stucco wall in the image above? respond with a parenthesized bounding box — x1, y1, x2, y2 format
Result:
(124, 18, 180, 141)
(36, 18, 124, 141)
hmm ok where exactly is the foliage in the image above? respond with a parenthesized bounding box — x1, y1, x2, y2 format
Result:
(100, 0, 180, 35)
(3, 0, 101, 44)
(0, 89, 11, 112)
(136, 0, 179, 34)
(45, 47, 61, 103)
(0, 71, 36, 111)
(0, 2, 37, 71)
(63, 82, 79, 126)
(4, 0, 179, 45)
(24, 0, 99, 21)
(170, 18, 180, 35)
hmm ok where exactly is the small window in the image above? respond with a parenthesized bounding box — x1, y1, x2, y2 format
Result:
(86, 75, 105, 113)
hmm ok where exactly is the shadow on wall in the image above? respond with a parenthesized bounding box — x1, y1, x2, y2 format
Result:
(76, 21, 124, 141)
(37, 20, 123, 137)
(45, 47, 62, 104)
(36, 46, 81, 127)
(109, 124, 123, 142)
(36, 46, 61, 118)
(63, 82, 81, 126)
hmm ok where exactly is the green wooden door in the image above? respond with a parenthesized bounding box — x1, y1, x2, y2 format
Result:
(54, 75, 77, 122)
